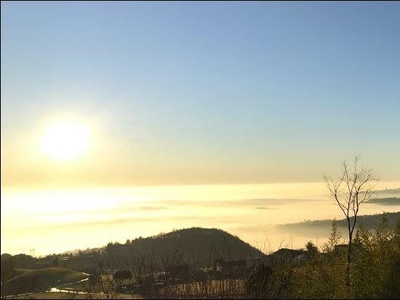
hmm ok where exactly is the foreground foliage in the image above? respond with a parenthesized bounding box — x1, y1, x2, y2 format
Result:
(283, 215, 400, 299)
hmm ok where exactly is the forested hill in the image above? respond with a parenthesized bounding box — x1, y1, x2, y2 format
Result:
(1, 227, 266, 271)
(102, 227, 265, 267)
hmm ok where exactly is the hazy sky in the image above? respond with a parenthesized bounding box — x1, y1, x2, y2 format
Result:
(2, 2, 400, 188)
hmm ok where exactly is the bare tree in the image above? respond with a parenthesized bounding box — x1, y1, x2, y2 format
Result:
(324, 156, 378, 295)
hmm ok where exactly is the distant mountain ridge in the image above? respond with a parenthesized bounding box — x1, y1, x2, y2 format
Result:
(374, 188, 400, 196)
(279, 211, 400, 232)
(366, 197, 400, 206)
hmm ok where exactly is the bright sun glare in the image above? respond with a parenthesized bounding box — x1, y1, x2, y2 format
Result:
(40, 122, 90, 161)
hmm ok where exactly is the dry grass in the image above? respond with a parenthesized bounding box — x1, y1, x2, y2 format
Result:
(157, 279, 245, 299)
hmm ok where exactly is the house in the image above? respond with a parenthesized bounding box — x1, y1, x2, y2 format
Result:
(270, 248, 306, 264)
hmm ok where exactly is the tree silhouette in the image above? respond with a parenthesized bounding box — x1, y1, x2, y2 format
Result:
(324, 156, 378, 296)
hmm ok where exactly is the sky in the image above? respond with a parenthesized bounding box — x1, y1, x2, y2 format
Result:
(2, 1, 400, 188)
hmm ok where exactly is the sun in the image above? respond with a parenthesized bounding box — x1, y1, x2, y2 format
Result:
(40, 122, 90, 161)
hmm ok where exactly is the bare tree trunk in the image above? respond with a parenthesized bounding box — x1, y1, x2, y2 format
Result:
(324, 156, 378, 297)
(346, 229, 352, 295)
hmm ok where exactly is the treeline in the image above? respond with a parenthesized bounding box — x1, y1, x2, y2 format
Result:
(246, 214, 400, 299)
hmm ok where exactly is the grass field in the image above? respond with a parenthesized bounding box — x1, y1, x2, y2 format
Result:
(3, 267, 89, 297)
